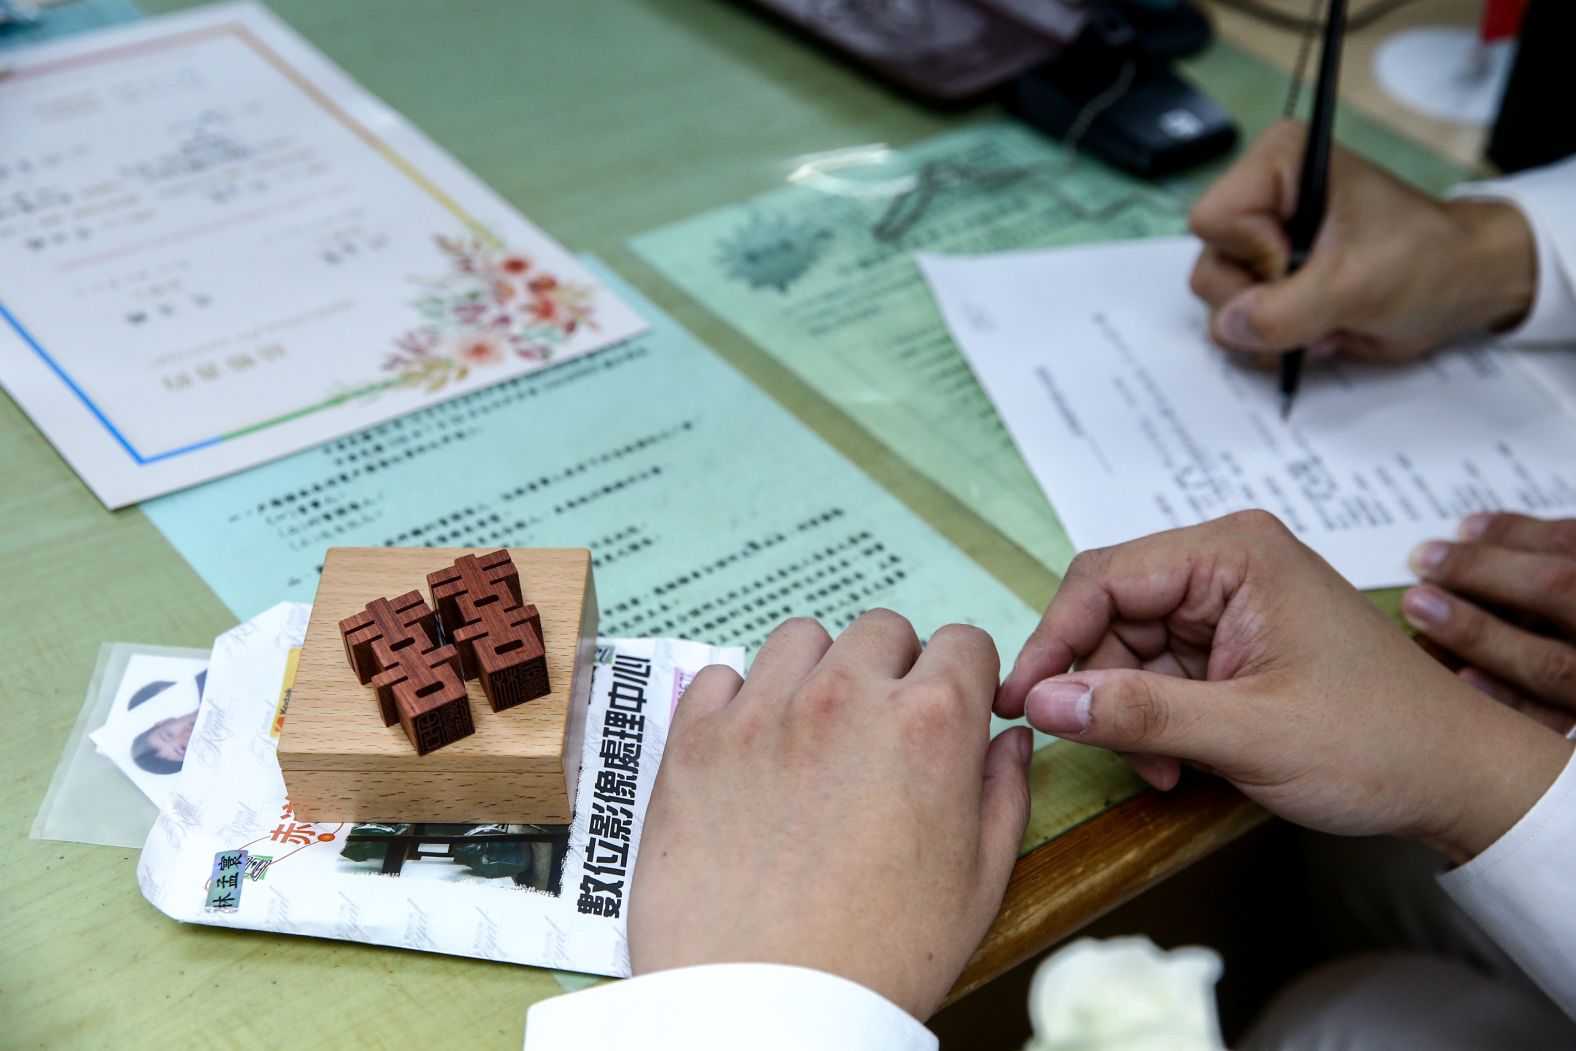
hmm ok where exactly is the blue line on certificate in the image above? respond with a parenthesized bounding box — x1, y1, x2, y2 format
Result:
(0, 297, 227, 465)
(0, 296, 149, 464)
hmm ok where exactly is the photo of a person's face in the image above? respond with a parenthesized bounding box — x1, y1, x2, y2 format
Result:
(90, 657, 208, 809)
(150, 711, 196, 760)
(133, 710, 198, 774)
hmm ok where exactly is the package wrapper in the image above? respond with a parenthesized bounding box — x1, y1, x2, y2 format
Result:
(137, 601, 742, 976)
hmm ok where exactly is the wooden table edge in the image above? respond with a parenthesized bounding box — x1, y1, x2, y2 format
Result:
(946, 778, 1269, 1006)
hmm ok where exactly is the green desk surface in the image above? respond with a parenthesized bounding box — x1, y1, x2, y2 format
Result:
(3, 2, 1452, 1046)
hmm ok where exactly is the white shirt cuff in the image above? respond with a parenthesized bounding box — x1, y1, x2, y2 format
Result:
(523, 963, 939, 1051)
(1450, 156, 1576, 345)
(1439, 745, 1576, 1020)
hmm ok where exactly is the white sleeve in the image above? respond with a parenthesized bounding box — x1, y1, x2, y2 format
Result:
(522, 963, 939, 1051)
(1450, 155, 1576, 344)
(1438, 746, 1576, 1020)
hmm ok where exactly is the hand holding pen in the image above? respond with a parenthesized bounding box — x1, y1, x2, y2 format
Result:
(1186, 124, 1535, 369)
(1184, 22, 1535, 405)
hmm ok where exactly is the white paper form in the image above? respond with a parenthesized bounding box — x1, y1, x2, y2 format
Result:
(920, 237, 1576, 589)
(0, 3, 646, 508)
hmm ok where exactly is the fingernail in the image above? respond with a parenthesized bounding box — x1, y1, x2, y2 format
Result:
(1460, 513, 1492, 540)
(1016, 729, 1033, 763)
(1221, 303, 1264, 349)
(1409, 540, 1450, 576)
(1402, 587, 1451, 629)
(1457, 667, 1495, 696)
(1025, 681, 1092, 735)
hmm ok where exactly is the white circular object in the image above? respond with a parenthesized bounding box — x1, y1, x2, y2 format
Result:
(1372, 27, 1517, 126)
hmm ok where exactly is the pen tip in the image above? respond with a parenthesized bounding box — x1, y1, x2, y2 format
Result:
(1280, 395, 1293, 422)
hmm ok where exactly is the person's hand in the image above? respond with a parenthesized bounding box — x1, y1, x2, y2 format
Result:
(630, 611, 1033, 1020)
(1188, 120, 1536, 362)
(1404, 511, 1576, 735)
(996, 511, 1573, 865)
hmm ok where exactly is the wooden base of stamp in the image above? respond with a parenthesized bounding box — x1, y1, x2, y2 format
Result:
(278, 547, 597, 823)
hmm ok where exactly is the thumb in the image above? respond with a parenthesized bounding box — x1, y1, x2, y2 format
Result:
(667, 663, 743, 740)
(1023, 671, 1243, 766)
(1214, 264, 1343, 354)
(976, 726, 1033, 893)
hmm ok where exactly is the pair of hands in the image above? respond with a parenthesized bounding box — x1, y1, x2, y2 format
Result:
(1190, 121, 1576, 732)
(627, 127, 1575, 1020)
(631, 512, 1575, 1020)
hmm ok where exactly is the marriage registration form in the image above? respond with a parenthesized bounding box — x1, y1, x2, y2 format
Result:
(921, 237, 1576, 589)
(0, 2, 644, 507)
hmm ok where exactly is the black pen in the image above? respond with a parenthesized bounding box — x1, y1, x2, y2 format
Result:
(1279, 0, 1347, 421)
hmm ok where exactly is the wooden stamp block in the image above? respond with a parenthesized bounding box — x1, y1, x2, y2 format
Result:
(450, 597, 542, 681)
(485, 651, 549, 712)
(338, 590, 438, 685)
(454, 602, 550, 711)
(369, 639, 464, 728)
(427, 550, 523, 639)
(279, 547, 598, 823)
(370, 646, 473, 755)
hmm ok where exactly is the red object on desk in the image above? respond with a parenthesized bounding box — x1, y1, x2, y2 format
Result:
(339, 590, 438, 687)
(429, 550, 552, 711)
(427, 549, 523, 640)
(1479, 0, 1527, 43)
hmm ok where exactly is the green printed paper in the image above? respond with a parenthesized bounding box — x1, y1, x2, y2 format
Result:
(634, 121, 1174, 574)
(144, 256, 1145, 848)
(145, 258, 1040, 668)
(632, 66, 1471, 576)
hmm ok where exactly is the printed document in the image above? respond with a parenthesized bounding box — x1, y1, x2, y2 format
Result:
(0, 3, 645, 507)
(145, 260, 1041, 665)
(920, 237, 1576, 589)
(631, 119, 1465, 577)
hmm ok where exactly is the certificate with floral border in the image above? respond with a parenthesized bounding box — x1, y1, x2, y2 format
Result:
(0, 2, 647, 508)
